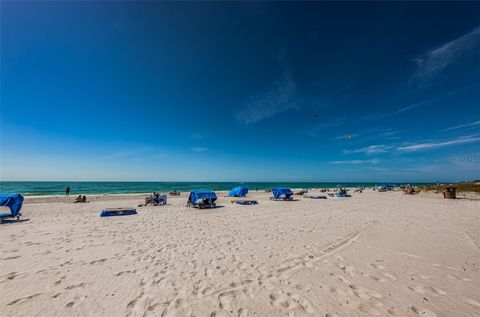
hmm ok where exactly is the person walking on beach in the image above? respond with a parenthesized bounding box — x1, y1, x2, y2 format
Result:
(65, 186, 71, 197)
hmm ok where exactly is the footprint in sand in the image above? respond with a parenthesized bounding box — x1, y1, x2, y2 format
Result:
(8, 293, 42, 306)
(269, 291, 315, 314)
(382, 273, 397, 281)
(4, 255, 21, 260)
(430, 287, 446, 295)
(463, 298, 480, 308)
(411, 306, 438, 317)
(163, 298, 192, 317)
(349, 284, 383, 300)
(209, 310, 229, 317)
(368, 274, 386, 282)
(408, 284, 428, 294)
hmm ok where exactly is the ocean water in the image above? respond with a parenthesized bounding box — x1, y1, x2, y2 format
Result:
(0, 181, 432, 196)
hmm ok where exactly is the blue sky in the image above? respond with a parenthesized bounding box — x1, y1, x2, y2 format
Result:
(1, 2, 479, 182)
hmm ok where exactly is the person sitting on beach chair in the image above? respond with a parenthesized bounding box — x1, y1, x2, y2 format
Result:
(152, 192, 160, 204)
(143, 194, 154, 206)
(140, 192, 167, 207)
(403, 185, 415, 195)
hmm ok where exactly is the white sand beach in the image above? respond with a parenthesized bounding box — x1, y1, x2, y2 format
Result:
(1, 190, 479, 317)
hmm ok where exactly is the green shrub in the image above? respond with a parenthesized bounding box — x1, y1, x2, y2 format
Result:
(417, 183, 480, 193)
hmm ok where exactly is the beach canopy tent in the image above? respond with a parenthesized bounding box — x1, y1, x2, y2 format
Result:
(0, 194, 24, 220)
(228, 186, 248, 197)
(272, 188, 294, 200)
(187, 190, 217, 208)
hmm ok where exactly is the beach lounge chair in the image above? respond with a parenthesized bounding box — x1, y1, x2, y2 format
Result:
(140, 193, 167, 206)
(232, 200, 258, 205)
(100, 208, 137, 217)
(186, 190, 217, 209)
(0, 194, 24, 222)
(228, 186, 248, 197)
(270, 188, 294, 201)
(294, 189, 308, 196)
(377, 184, 393, 192)
(152, 193, 167, 205)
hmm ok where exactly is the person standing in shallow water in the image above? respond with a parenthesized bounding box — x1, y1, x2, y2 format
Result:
(65, 186, 71, 197)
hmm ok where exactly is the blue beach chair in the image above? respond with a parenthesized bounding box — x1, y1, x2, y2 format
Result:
(0, 194, 24, 222)
(228, 186, 248, 197)
(186, 190, 217, 209)
(270, 188, 294, 201)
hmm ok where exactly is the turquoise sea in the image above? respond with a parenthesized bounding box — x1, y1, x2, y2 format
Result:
(0, 181, 433, 196)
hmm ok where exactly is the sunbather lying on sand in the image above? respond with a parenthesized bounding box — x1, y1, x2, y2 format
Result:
(73, 195, 87, 203)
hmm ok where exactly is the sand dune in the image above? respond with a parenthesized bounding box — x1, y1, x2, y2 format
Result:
(1, 190, 479, 316)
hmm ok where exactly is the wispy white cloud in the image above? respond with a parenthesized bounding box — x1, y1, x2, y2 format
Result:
(236, 73, 297, 125)
(397, 135, 480, 152)
(153, 153, 169, 159)
(411, 25, 480, 83)
(189, 133, 204, 140)
(396, 81, 480, 114)
(335, 128, 400, 141)
(191, 147, 208, 152)
(103, 151, 135, 160)
(375, 129, 402, 139)
(307, 117, 346, 136)
(103, 146, 170, 160)
(343, 145, 393, 155)
(102, 146, 152, 160)
(361, 81, 478, 121)
(329, 159, 380, 165)
(441, 120, 480, 132)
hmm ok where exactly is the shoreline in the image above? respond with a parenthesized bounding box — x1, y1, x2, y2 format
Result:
(1, 182, 436, 197)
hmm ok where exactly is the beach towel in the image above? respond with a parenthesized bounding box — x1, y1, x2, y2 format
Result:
(236, 200, 258, 205)
(100, 208, 137, 217)
(308, 195, 327, 199)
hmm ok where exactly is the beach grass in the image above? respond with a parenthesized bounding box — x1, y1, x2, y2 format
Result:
(417, 183, 480, 193)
